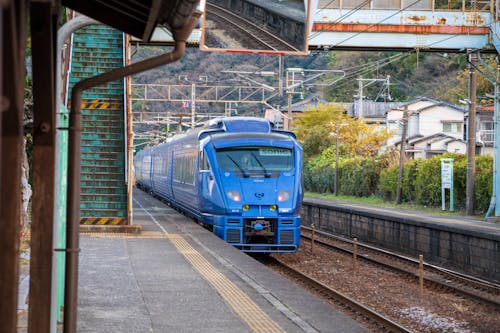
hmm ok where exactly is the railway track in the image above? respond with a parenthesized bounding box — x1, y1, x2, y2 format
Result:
(267, 256, 413, 333)
(301, 226, 500, 309)
(205, 3, 299, 52)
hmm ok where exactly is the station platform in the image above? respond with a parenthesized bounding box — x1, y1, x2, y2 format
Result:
(303, 196, 500, 240)
(76, 188, 369, 332)
(301, 197, 500, 282)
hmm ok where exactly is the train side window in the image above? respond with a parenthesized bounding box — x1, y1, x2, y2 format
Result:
(200, 150, 211, 171)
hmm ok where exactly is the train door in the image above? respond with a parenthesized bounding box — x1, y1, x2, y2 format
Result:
(199, 148, 213, 211)
(151, 149, 160, 194)
(165, 148, 174, 199)
(198, 147, 225, 220)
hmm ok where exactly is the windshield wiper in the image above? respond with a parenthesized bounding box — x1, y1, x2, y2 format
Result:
(227, 155, 249, 177)
(250, 152, 271, 178)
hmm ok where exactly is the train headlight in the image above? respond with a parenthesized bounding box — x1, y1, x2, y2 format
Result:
(242, 204, 250, 211)
(269, 204, 277, 211)
(226, 190, 241, 202)
(277, 191, 291, 202)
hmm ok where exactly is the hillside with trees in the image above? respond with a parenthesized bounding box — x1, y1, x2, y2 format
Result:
(132, 46, 496, 112)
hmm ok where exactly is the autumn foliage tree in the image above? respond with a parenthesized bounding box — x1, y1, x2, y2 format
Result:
(294, 103, 392, 161)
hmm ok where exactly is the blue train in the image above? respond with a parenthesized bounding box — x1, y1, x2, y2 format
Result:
(134, 117, 303, 252)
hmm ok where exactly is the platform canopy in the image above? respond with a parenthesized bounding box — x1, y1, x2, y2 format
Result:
(61, 0, 198, 41)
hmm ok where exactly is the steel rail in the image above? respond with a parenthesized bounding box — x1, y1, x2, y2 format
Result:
(301, 226, 500, 309)
(270, 257, 413, 333)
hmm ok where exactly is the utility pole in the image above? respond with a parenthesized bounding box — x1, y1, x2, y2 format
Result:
(358, 79, 364, 119)
(333, 122, 347, 196)
(466, 52, 477, 215)
(335, 124, 340, 196)
(285, 68, 302, 130)
(396, 106, 409, 204)
(284, 68, 345, 130)
(191, 83, 196, 128)
(494, 62, 500, 217)
(287, 93, 293, 130)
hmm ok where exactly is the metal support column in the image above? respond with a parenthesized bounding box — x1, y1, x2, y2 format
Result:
(466, 52, 477, 215)
(358, 79, 363, 119)
(287, 92, 292, 130)
(495, 64, 500, 217)
(29, 2, 58, 331)
(191, 83, 196, 128)
(396, 107, 409, 205)
(0, 1, 27, 331)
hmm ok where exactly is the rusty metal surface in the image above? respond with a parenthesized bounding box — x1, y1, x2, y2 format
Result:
(125, 35, 134, 226)
(67, 25, 128, 222)
(313, 22, 490, 34)
(61, 0, 200, 41)
(317, 0, 489, 10)
(28, 3, 59, 332)
(309, 8, 491, 50)
(0, 1, 27, 332)
(61, 0, 154, 40)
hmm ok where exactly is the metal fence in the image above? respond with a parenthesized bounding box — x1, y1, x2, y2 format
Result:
(478, 129, 495, 144)
(318, 0, 494, 11)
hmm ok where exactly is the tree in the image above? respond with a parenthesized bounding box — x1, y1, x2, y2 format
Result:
(323, 51, 471, 104)
(294, 103, 392, 160)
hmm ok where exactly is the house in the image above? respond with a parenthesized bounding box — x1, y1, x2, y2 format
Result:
(475, 104, 494, 156)
(394, 133, 466, 158)
(267, 94, 489, 159)
(386, 97, 468, 158)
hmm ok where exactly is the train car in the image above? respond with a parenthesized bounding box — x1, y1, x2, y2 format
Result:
(134, 117, 303, 252)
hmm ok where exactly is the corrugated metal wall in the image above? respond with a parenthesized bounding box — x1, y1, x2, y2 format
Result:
(67, 24, 128, 224)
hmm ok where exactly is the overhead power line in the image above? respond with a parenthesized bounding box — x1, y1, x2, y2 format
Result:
(332, 0, 423, 48)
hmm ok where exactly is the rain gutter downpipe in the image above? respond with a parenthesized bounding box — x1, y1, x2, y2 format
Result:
(63, 11, 201, 333)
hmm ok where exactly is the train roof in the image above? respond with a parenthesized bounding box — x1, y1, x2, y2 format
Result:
(200, 117, 297, 140)
(137, 117, 298, 153)
(208, 131, 298, 149)
(207, 117, 273, 133)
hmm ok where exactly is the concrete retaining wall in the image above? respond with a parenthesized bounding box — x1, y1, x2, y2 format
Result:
(301, 198, 500, 282)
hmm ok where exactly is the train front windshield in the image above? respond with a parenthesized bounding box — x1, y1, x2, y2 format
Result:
(215, 147, 293, 176)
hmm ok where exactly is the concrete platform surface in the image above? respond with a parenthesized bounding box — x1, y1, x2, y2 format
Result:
(76, 188, 369, 332)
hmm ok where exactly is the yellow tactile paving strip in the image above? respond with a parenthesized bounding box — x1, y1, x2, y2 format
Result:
(81, 231, 168, 239)
(167, 234, 285, 333)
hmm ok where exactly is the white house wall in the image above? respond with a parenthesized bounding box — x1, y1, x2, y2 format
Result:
(408, 113, 419, 137)
(417, 106, 464, 139)
(447, 141, 466, 154)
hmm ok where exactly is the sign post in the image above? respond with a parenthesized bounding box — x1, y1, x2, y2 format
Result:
(441, 158, 454, 211)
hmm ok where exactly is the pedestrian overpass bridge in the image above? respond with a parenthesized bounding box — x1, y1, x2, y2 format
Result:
(142, 1, 499, 53)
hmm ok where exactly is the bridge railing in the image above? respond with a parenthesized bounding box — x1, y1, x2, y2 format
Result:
(478, 129, 495, 144)
(318, 0, 494, 12)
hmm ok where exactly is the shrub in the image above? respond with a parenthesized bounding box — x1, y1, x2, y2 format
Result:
(304, 152, 493, 215)
(474, 155, 493, 213)
(402, 158, 421, 203)
(378, 165, 398, 201)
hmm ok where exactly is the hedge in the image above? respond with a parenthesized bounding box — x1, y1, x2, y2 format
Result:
(304, 153, 493, 214)
(305, 155, 389, 197)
